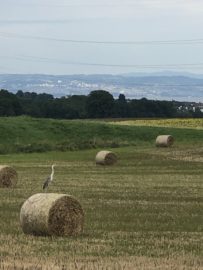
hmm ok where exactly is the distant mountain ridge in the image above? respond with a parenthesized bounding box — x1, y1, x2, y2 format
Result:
(120, 71, 203, 79)
(0, 73, 203, 101)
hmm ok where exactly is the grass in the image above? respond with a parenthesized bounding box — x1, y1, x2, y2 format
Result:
(0, 116, 203, 154)
(0, 117, 202, 269)
(0, 144, 202, 269)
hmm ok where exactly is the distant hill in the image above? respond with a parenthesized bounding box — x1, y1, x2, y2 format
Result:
(120, 71, 203, 79)
(0, 73, 203, 101)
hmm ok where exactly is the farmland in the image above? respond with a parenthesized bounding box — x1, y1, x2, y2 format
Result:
(0, 117, 202, 269)
(109, 118, 203, 129)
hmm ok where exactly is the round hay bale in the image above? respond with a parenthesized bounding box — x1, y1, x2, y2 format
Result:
(0, 165, 18, 188)
(20, 193, 84, 237)
(155, 135, 174, 147)
(95, 150, 117, 165)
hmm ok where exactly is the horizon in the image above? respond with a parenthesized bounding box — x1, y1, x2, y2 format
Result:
(1, 70, 203, 77)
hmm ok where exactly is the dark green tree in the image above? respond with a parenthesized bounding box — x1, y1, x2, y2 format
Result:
(114, 93, 129, 117)
(0, 89, 22, 116)
(86, 90, 114, 118)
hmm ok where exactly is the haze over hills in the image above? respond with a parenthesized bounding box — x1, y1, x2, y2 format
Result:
(121, 71, 203, 79)
(0, 72, 203, 102)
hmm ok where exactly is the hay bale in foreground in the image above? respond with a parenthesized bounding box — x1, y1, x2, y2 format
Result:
(95, 150, 117, 165)
(20, 193, 84, 237)
(155, 135, 174, 147)
(0, 165, 18, 188)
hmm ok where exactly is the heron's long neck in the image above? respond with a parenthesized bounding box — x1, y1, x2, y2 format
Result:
(51, 166, 54, 178)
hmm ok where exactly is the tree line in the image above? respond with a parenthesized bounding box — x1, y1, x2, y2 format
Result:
(0, 89, 202, 118)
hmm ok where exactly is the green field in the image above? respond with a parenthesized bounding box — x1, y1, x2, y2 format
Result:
(0, 117, 202, 269)
(0, 116, 203, 154)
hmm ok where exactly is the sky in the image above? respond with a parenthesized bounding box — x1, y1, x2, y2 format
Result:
(0, 0, 203, 74)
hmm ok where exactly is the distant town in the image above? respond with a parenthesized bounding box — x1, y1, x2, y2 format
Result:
(0, 72, 203, 103)
(0, 72, 203, 118)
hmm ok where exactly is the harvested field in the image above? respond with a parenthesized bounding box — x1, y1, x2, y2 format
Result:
(0, 118, 202, 269)
(0, 145, 202, 269)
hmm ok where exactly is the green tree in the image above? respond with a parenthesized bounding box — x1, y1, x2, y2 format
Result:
(0, 89, 22, 116)
(114, 94, 129, 117)
(86, 90, 114, 118)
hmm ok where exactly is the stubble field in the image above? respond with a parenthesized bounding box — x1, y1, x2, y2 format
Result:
(0, 118, 202, 269)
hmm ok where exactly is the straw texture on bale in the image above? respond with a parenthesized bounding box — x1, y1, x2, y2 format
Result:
(155, 135, 174, 147)
(95, 150, 117, 165)
(20, 193, 84, 236)
(0, 165, 18, 188)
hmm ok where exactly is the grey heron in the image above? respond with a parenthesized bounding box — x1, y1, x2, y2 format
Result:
(43, 164, 55, 192)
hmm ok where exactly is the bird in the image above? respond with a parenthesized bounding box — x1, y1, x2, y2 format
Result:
(43, 164, 55, 192)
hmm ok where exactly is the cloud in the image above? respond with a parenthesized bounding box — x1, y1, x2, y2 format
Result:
(1, 0, 203, 75)
(1, 0, 203, 21)
(0, 19, 80, 25)
(139, 0, 203, 12)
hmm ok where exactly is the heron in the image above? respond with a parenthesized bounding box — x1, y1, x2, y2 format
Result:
(43, 164, 55, 192)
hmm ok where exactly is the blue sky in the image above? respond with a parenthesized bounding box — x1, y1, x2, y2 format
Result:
(0, 0, 203, 74)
